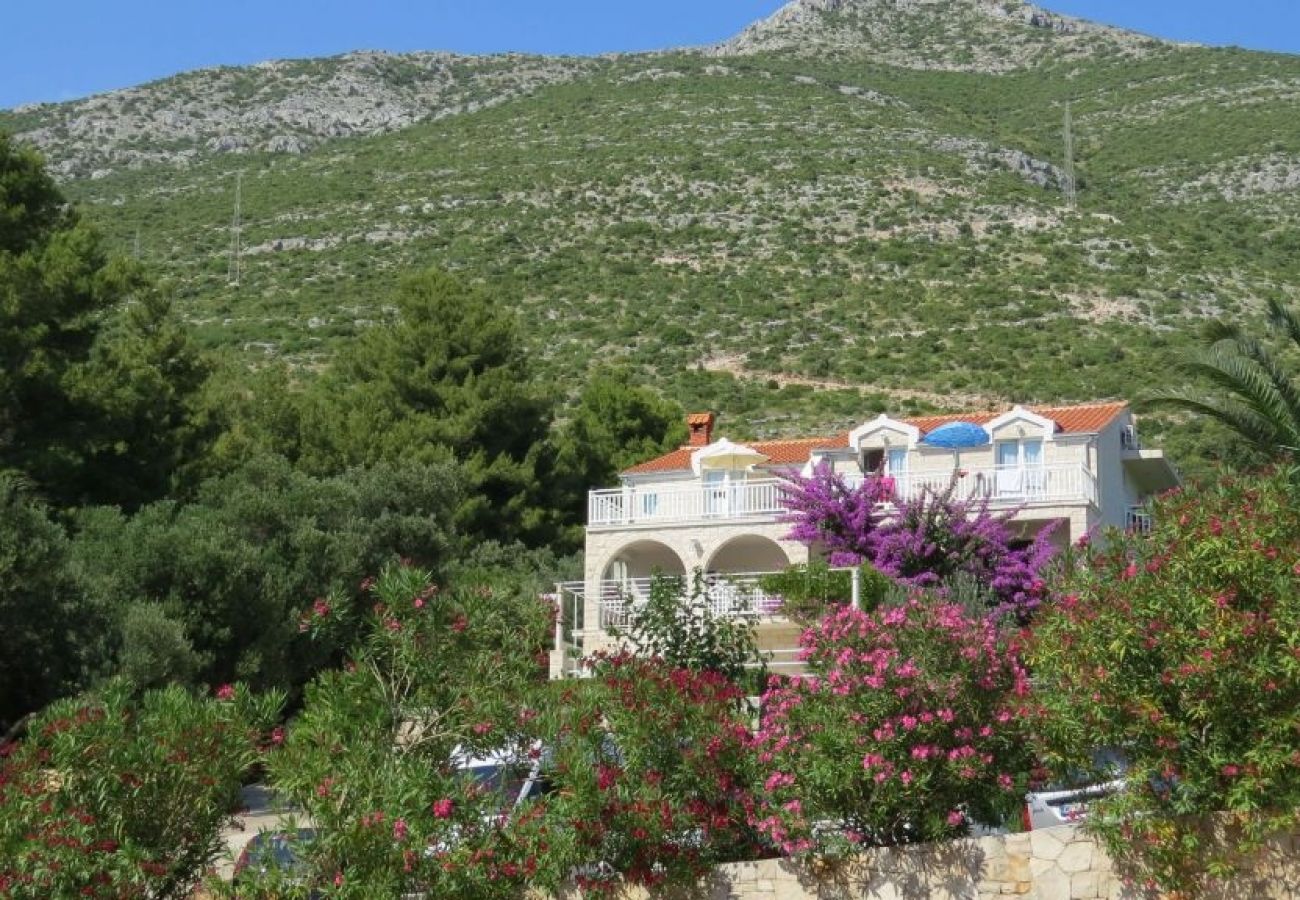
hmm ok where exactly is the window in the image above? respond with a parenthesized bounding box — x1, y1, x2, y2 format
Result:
(863, 448, 907, 476)
(886, 448, 909, 477)
(995, 439, 1044, 497)
(638, 491, 659, 518)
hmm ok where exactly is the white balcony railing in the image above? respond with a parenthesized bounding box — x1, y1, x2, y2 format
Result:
(881, 464, 1099, 510)
(592, 573, 783, 630)
(1126, 506, 1154, 533)
(588, 465, 1098, 529)
(550, 573, 805, 679)
(588, 479, 786, 528)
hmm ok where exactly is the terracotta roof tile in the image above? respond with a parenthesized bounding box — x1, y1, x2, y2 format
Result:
(902, 402, 1129, 437)
(621, 402, 1129, 475)
(686, 412, 714, 426)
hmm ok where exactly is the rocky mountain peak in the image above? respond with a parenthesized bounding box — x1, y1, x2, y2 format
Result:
(711, 0, 1173, 71)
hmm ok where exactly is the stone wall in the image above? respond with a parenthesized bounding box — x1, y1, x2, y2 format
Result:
(709, 826, 1118, 900)
(556, 823, 1300, 900)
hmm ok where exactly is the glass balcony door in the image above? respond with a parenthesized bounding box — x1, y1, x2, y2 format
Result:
(996, 439, 1044, 498)
(704, 470, 731, 516)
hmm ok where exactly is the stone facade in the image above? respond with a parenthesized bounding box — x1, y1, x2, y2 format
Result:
(553, 823, 1300, 899)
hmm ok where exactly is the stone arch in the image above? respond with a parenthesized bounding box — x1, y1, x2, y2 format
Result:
(600, 539, 687, 584)
(705, 534, 792, 576)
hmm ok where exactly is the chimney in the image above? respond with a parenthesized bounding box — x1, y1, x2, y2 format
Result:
(686, 412, 715, 448)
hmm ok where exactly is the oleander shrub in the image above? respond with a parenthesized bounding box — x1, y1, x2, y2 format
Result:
(0, 681, 281, 899)
(1029, 468, 1300, 895)
(752, 597, 1033, 855)
(542, 653, 765, 895)
(230, 562, 559, 900)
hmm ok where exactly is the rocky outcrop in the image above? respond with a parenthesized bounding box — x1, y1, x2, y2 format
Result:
(8, 50, 593, 178)
(709, 0, 1179, 71)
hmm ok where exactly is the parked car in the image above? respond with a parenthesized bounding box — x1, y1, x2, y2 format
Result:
(1023, 748, 1128, 831)
(452, 743, 550, 820)
(232, 827, 319, 893)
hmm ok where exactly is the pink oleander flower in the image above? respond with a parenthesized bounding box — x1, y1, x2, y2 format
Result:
(215, 684, 235, 701)
(432, 798, 454, 819)
(393, 818, 408, 841)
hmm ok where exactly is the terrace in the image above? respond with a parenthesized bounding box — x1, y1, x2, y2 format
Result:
(587, 463, 1099, 530)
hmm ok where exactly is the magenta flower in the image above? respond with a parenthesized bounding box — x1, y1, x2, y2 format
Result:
(432, 798, 454, 819)
(779, 464, 1058, 621)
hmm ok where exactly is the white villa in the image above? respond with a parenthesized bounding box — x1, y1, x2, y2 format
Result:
(549, 401, 1179, 678)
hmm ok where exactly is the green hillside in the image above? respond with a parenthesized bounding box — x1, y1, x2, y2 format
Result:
(4, 0, 1300, 469)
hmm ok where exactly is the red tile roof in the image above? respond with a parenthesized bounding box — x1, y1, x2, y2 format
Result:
(621, 402, 1128, 475)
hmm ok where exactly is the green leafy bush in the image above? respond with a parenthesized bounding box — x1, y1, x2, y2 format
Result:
(0, 476, 98, 729)
(234, 563, 557, 899)
(611, 572, 763, 697)
(68, 455, 461, 695)
(0, 681, 281, 899)
(1030, 468, 1300, 893)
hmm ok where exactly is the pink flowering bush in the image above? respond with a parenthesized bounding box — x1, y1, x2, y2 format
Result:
(230, 563, 560, 899)
(0, 681, 281, 899)
(752, 597, 1033, 854)
(1029, 469, 1300, 895)
(542, 652, 764, 895)
(780, 465, 1057, 619)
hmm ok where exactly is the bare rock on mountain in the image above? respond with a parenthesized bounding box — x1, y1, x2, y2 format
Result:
(8, 50, 593, 178)
(710, 0, 1178, 71)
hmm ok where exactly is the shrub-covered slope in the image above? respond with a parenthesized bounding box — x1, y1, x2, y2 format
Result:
(3, 0, 1299, 461)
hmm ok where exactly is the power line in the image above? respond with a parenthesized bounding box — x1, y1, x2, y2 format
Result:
(228, 171, 243, 287)
(1063, 100, 1077, 211)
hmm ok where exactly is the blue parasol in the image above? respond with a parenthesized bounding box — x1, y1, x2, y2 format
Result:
(920, 421, 990, 449)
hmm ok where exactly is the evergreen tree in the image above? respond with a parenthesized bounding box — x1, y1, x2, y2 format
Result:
(300, 268, 558, 545)
(0, 134, 205, 509)
(550, 367, 686, 544)
(0, 475, 103, 730)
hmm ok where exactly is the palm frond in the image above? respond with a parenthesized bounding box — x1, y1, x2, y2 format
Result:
(1185, 352, 1300, 448)
(1225, 333, 1300, 440)
(1267, 297, 1300, 351)
(1202, 319, 1242, 344)
(1146, 388, 1286, 456)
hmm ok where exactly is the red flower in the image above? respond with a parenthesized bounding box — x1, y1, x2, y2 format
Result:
(214, 684, 236, 701)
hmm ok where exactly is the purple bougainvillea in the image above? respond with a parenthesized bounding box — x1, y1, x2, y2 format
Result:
(778, 463, 1057, 619)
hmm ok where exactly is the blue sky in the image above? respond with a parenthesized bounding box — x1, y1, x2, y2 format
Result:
(3, 1, 1298, 109)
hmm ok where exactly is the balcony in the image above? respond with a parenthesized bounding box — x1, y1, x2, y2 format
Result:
(885, 464, 1099, 510)
(588, 464, 1098, 529)
(550, 573, 804, 679)
(591, 573, 783, 630)
(1126, 506, 1154, 533)
(588, 479, 786, 528)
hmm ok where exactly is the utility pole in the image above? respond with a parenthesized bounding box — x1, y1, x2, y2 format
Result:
(1063, 101, 1077, 211)
(228, 171, 243, 286)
